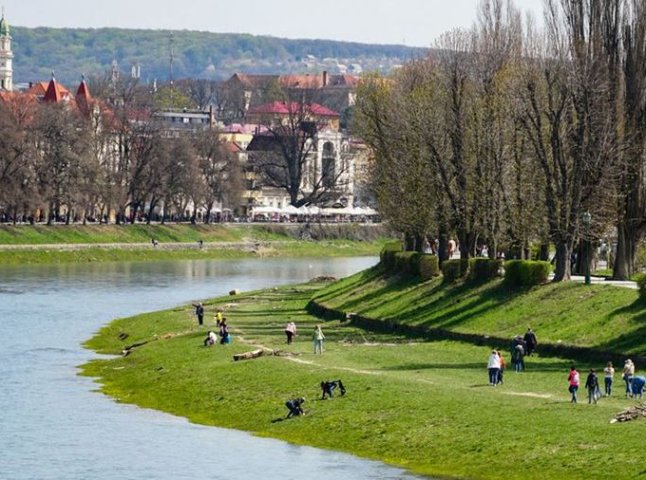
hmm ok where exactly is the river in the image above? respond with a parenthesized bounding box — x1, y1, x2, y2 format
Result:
(0, 257, 423, 480)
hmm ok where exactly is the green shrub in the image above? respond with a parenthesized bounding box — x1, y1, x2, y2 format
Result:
(408, 252, 422, 275)
(469, 258, 503, 282)
(636, 273, 646, 297)
(380, 241, 402, 271)
(442, 259, 468, 282)
(419, 255, 440, 280)
(504, 260, 551, 286)
(394, 252, 418, 274)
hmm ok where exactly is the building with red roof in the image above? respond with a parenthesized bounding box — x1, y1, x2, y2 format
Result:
(221, 71, 359, 123)
(246, 101, 340, 131)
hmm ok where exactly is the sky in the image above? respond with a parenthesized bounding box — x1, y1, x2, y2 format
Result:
(1, 0, 545, 47)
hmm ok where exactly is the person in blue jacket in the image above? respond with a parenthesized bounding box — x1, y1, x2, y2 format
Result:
(631, 375, 645, 400)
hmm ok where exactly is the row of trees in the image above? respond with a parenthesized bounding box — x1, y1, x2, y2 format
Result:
(0, 92, 242, 225)
(355, 0, 646, 281)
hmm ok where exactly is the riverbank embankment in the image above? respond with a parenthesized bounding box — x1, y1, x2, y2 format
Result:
(0, 224, 389, 264)
(82, 269, 646, 480)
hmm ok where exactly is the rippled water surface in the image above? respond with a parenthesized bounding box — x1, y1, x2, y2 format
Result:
(0, 257, 424, 480)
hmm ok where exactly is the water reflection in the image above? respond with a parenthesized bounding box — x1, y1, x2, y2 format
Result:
(0, 257, 424, 480)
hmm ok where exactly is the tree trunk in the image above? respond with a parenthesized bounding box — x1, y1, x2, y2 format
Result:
(458, 230, 474, 260)
(613, 222, 637, 280)
(438, 231, 448, 266)
(552, 240, 572, 282)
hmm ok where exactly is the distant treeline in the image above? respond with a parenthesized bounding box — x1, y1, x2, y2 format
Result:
(10, 26, 428, 86)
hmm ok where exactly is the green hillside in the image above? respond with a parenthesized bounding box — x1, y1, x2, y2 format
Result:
(10, 26, 427, 85)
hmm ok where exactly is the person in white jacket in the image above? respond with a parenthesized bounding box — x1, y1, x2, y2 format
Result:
(487, 350, 501, 386)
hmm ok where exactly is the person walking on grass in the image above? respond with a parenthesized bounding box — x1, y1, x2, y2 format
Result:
(585, 369, 599, 404)
(568, 365, 580, 403)
(523, 328, 538, 356)
(192, 302, 204, 326)
(511, 342, 525, 372)
(313, 325, 325, 354)
(285, 321, 297, 345)
(487, 350, 501, 386)
(623, 359, 635, 397)
(497, 350, 506, 385)
(604, 361, 615, 397)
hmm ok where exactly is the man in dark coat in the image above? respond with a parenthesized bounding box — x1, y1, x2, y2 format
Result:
(523, 328, 538, 356)
(192, 302, 204, 326)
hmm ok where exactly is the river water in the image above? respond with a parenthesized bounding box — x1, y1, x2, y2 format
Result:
(0, 257, 423, 480)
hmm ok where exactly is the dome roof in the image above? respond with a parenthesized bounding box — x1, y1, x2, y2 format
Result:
(0, 15, 9, 37)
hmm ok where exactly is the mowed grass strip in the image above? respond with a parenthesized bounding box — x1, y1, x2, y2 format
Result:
(81, 281, 646, 480)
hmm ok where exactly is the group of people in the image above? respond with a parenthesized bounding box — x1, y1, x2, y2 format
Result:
(509, 328, 538, 372)
(568, 359, 645, 404)
(195, 304, 231, 346)
(488, 328, 646, 405)
(284, 322, 326, 354)
(488, 328, 539, 385)
(487, 350, 506, 386)
(285, 379, 347, 418)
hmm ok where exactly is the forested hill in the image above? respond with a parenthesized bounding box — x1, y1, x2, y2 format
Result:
(11, 26, 428, 85)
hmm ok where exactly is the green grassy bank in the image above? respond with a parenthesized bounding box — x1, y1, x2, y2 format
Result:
(0, 224, 257, 244)
(312, 266, 646, 355)
(82, 273, 646, 479)
(0, 224, 387, 264)
(0, 240, 382, 265)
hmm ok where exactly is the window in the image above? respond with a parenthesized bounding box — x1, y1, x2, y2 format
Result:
(322, 142, 335, 188)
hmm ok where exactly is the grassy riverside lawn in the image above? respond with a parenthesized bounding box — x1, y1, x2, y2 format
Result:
(81, 273, 646, 480)
(0, 224, 262, 244)
(0, 224, 385, 264)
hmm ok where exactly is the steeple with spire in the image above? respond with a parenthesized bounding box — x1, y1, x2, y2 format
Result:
(0, 8, 14, 91)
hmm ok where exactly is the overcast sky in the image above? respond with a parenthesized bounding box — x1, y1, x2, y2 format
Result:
(1, 0, 545, 47)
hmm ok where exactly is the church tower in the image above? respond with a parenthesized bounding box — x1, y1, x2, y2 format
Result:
(0, 11, 13, 91)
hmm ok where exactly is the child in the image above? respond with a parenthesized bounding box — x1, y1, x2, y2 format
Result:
(584, 369, 599, 404)
(568, 365, 580, 403)
(497, 351, 506, 384)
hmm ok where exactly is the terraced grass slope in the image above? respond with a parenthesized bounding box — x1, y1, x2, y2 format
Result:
(312, 266, 646, 355)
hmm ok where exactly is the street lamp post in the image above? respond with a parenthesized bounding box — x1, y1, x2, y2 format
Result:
(582, 211, 592, 285)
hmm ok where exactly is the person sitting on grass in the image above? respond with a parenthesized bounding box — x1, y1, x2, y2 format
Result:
(285, 397, 305, 418)
(203, 331, 217, 347)
(320, 380, 346, 399)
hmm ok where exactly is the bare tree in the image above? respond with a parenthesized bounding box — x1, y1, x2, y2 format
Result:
(194, 131, 243, 223)
(34, 103, 91, 224)
(614, 0, 646, 279)
(519, 0, 616, 280)
(0, 95, 39, 223)
(248, 89, 350, 207)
